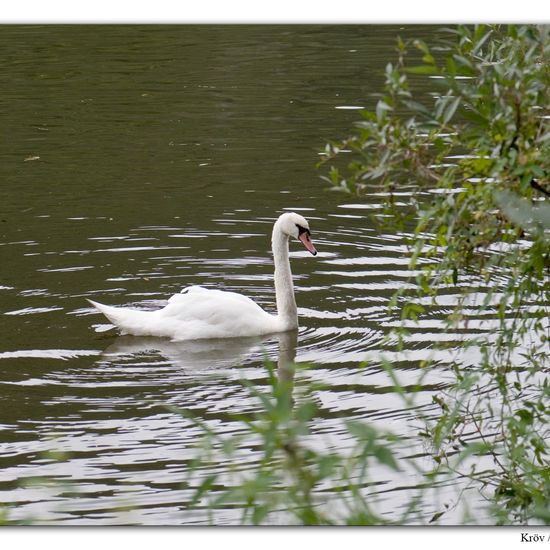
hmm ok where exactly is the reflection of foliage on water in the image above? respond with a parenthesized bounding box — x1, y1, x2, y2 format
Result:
(320, 24, 550, 524)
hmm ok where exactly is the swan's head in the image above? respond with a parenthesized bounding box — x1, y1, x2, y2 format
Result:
(275, 212, 317, 256)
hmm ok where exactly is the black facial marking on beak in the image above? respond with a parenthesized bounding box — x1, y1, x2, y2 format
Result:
(296, 224, 317, 255)
(296, 224, 311, 237)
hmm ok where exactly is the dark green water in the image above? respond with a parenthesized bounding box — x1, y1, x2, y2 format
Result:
(0, 25, 491, 524)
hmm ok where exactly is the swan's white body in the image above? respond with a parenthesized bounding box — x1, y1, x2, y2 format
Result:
(88, 212, 317, 341)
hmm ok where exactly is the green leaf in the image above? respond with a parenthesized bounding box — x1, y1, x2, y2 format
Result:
(516, 409, 534, 425)
(443, 96, 461, 124)
(446, 56, 457, 77)
(405, 65, 439, 75)
(472, 29, 493, 55)
(345, 419, 376, 442)
(452, 55, 476, 76)
(461, 108, 489, 127)
(413, 39, 430, 55)
(373, 446, 400, 471)
(403, 100, 432, 117)
(252, 504, 270, 525)
(189, 474, 218, 507)
(375, 99, 393, 120)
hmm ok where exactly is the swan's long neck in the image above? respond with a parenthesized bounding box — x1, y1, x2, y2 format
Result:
(272, 223, 298, 330)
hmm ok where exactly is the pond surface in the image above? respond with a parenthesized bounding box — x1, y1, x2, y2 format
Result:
(0, 24, 491, 524)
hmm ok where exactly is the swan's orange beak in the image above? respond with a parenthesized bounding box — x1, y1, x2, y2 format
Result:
(299, 232, 317, 256)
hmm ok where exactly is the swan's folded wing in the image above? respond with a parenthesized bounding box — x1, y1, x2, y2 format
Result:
(170, 286, 265, 308)
(160, 287, 277, 339)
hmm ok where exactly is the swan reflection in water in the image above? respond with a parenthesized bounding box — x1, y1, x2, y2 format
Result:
(101, 329, 298, 388)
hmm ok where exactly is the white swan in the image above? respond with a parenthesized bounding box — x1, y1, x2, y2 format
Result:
(87, 212, 317, 341)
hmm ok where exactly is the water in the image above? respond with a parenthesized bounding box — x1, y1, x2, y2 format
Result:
(0, 24, 494, 525)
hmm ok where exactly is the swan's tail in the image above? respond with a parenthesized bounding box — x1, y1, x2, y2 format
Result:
(87, 299, 157, 336)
